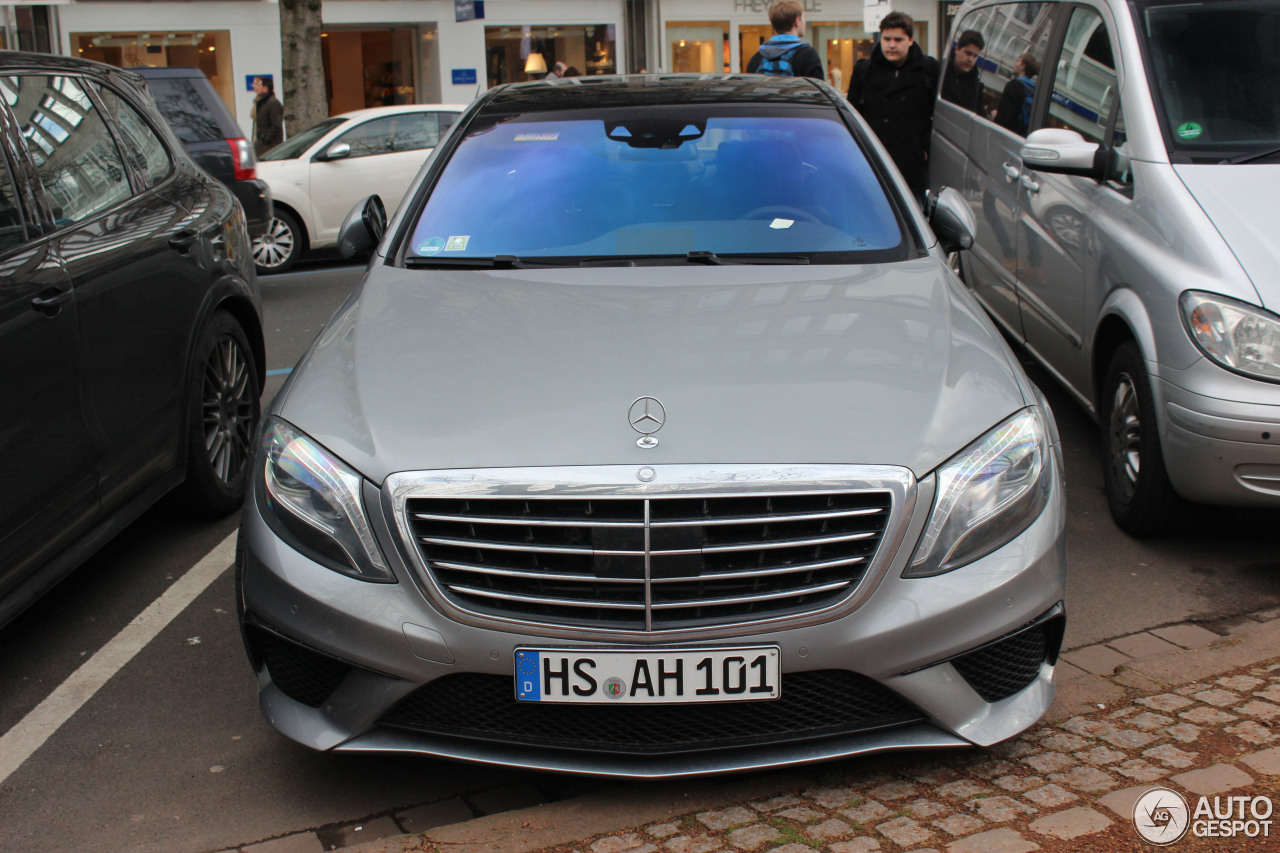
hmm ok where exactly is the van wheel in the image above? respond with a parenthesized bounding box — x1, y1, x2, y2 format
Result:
(173, 311, 261, 516)
(253, 209, 302, 275)
(1101, 342, 1184, 535)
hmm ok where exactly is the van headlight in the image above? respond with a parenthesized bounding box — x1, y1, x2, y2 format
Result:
(905, 408, 1052, 577)
(1181, 291, 1280, 382)
(260, 418, 394, 582)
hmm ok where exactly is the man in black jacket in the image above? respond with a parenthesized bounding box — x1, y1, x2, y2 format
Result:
(746, 0, 824, 80)
(940, 30, 985, 114)
(848, 12, 940, 201)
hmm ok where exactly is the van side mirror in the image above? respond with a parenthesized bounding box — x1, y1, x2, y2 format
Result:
(927, 186, 976, 252)
(337, 195, 387, 260)
(1021, 128, 1103, 179)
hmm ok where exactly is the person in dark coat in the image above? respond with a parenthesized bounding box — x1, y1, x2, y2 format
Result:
(848, 12, 940, 199)
(745, 0, 825, 80)
(251, 76, 283, 157)
(940, 29, 986, 113)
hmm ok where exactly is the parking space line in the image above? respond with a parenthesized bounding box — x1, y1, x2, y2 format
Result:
(0, 531, 237, 786)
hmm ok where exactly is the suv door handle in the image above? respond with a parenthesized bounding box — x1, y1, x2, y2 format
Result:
(31, 287, 72, 317)
(169, 229, 199, 252)
(1002, 162, 1021, 182)
(1020, 174, 1041, 194)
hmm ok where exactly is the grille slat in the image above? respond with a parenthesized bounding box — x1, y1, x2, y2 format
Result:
(447, 585, 648, 610)
(407, 490, 891, 630)
(649, 555, 866, 583)
(649, 580, 852, 609)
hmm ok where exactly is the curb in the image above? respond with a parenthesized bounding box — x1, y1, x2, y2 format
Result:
(237, 612, 1280, 853)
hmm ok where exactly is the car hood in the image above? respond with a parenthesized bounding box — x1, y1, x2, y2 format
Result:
(277, 260, 1029, 484)
(1174, 164, 1280, 310)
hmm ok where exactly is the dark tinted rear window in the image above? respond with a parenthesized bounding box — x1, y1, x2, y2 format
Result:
(144, 77, 227, 143)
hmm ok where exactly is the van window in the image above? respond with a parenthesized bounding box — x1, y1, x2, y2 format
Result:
(1045, 7, 1117, 145)
(1106, 107, 1132, 191)
(952, 3, 1061, 136)
(1137, 0, 1280, 159)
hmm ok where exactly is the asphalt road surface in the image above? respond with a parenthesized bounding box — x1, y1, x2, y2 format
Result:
(2, 260, 1278, 853)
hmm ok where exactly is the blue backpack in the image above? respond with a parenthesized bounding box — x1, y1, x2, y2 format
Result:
(759, 44, 803, 77)
(1017, 76, 1037, 129)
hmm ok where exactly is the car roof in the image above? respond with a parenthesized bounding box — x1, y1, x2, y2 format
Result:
(481, 74, 836, 113)
(333, 104, 471, 122)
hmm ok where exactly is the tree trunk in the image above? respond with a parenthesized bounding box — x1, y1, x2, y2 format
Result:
(278, 0, 327, 137)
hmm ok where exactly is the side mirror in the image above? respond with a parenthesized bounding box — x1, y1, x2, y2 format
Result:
(316, 141, 352, 162)
(1021, 128, 1103, 179)
(928, 186, 976, 252)
(337, 195, 387, 260)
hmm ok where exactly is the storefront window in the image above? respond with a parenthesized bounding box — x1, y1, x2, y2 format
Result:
(73, 31, 235, 116)
(484, 25, 617, 87)
(322, 25, 440, 114)
(667, 22, 729, 74)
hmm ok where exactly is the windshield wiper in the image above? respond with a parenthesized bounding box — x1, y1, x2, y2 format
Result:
(1222, 146, 1280, 165)
(404, 255, 544, 269)
(684, 250, 809, 265)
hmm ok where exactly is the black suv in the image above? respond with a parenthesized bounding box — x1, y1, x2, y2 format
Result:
(0, 51, 265, 626)
(132, 66, 271, 238)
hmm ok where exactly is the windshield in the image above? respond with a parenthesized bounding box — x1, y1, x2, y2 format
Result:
(405, 107, 906, 265)
(1137, 0, 1280, 160)
(260, 117, 347, 161)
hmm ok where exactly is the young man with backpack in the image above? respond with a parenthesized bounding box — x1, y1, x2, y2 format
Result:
(993, 53, 1040, 135)
(847, 11, 940, 201)
(746, 0, 824, 80)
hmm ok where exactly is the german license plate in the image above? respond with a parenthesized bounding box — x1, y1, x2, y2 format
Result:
(514, 646, 780, 704)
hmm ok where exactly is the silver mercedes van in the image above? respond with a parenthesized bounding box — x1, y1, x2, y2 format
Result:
(932, 0, 1280, 533)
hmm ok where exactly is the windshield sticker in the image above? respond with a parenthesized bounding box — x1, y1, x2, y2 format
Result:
(514, 132, 559, 142)
(770, 219, 795, 229)
(416, 237, 446, 256)
(1177, 122, 1203, 140)
(445, 235, 470, 251)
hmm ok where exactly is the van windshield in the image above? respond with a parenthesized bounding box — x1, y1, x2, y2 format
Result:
(1138, 0, 1280, 161)
(405, 106, 907, 266)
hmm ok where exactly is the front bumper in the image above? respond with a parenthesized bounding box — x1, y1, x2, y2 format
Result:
(238, 462, 1068, 777)
(1156, 363, 1280, 506)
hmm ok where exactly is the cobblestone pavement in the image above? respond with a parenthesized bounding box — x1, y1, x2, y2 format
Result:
(477, 657, 1280, 853)
(500, 662, 1280, 853)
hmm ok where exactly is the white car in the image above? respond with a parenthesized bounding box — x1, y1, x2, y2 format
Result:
(253, 104, 466, 274)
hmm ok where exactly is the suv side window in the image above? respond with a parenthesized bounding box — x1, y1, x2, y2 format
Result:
(0, 153, 27, 254)
(140, 77, 223, 143)
(961, 3, 1061, 137)
(1045, 6, 1117, 146)
(6, 75, 132, 226)
(96, 86, 172, 189)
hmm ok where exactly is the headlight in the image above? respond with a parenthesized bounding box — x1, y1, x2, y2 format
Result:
(1180, 291, 1280, 382)
(260, 418, 394, 582)
(906, 408, 1052, 577)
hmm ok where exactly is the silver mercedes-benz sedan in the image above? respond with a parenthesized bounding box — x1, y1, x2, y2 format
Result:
(237, 74, 1068, 777)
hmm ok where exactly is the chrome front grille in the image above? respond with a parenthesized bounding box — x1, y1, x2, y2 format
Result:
(405, 490, 893, 631)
